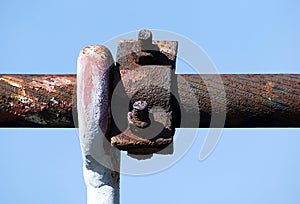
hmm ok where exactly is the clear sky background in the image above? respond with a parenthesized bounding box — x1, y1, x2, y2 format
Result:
(0, 0, 299, 203)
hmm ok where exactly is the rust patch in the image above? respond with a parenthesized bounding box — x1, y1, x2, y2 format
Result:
(265, 81, 278, 100)
(0, 74, 75, 127)
(112, 30, 178, 156)
(111, 128, 173, 156)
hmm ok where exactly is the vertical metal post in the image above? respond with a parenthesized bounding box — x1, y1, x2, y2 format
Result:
(77, 45, 120, 204)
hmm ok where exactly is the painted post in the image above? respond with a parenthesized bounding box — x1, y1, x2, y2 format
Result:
(77, 45, 120, 204)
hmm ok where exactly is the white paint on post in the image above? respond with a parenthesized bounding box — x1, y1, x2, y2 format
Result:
(77, 45, 120, 204)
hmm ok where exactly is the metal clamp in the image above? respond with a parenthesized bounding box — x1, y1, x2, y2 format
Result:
(110, 30, 178, 157)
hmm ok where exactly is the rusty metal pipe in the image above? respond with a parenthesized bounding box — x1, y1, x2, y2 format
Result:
(0, 74, 299, 128)
(179, 74, 300, 128)
(0, 74, 75, 127)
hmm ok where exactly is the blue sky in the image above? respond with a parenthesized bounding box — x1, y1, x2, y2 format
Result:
(0, 0, 299, 203)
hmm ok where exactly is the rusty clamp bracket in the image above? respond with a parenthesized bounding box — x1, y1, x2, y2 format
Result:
(110, 30, 178, 156)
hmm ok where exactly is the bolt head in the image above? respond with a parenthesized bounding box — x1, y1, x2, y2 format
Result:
(138, 30, 153, 51)
(138, 29, 152, 41)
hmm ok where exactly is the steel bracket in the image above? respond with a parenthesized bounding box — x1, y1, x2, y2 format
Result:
(110, 30, 178, 157)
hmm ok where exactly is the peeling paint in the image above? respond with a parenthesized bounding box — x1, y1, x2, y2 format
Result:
(0, 74, 75, 127)
(0, 76, 23, 88)
(18, 96, 33, 104)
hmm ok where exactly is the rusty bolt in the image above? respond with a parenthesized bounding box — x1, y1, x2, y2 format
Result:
(128, 100, 150, 128)
(136, 29, 157, 64)
(138, 29, 153, 51)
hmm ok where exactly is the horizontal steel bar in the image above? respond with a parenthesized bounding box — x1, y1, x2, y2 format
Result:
(0, 74, 299, 128)
(0, 75, 75, 127)
(178, 74, 300, 128)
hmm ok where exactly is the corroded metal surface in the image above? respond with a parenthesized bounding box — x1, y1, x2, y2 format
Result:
(179, 74, 300, 127)
(110, 128, 172, 155)
(0, 74, 75, 127)
(110, 32, 178, 155)
(1, 74, 300, 128)
(116, 40, 178, 68)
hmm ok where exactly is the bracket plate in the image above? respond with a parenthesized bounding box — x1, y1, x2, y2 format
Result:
(111, 32, 178, 156)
